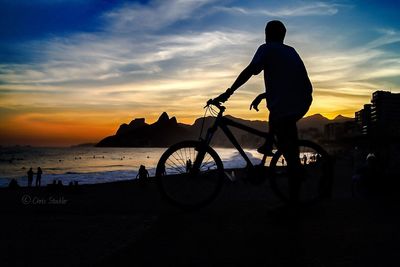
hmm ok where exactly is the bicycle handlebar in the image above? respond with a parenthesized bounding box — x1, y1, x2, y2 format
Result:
(205, 99, 226, 112)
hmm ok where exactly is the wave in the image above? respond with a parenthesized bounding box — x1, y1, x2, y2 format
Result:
(0, 147, 263, 187)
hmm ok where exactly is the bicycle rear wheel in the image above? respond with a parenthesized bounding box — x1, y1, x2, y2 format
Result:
(269, 140, 333, 204)
(156, 140, 224, 210)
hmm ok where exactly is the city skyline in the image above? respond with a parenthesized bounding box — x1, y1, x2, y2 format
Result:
(1, 0, 399, 146)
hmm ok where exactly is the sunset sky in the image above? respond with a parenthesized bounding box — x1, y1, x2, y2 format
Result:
(1, 0, 399, 146)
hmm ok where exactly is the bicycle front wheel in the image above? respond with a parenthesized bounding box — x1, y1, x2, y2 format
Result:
(156, 140, 224, 210)
(269, 140, 333, 204)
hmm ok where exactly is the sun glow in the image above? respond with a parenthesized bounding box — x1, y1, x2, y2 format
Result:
(1, 0, 399, 146)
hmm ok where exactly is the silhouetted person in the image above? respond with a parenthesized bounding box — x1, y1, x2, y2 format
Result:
(8, 178, 20, 189)
(186, 159, 192, 173)
(36, 167, 42, 187)
(302, 155, 307, 165)
(352, 153, 379, 197)
(136, 165, 149, 183)
(27, 168, 34, 187)
(160, 165, 166, 176)
(215, 20, 312, 205)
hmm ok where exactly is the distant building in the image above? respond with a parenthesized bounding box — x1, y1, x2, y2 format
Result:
(355, 104, 371, 136)
(353, 90, 400, 177)
(355, 90, 400, 138)
(370, 91, 400, 138)
(324, 121, 359, 141)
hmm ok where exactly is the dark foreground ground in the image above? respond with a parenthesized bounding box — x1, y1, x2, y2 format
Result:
(1, 158, 399, 267)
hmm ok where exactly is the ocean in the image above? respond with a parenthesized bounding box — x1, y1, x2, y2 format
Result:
(0, 146, 266, 187)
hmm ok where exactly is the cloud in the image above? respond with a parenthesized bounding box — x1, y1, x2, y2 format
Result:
(0, 29, 255, 87)
(307, 29, 400, 88)
(1, 0, 400, 143)
(366, 28, 400, 49)
(104, 0, 218, 32)
(214, 2, 344, 17)
(1, 0, 93, 4)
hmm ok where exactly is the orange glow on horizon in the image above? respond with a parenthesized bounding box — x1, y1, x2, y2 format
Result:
(0, 105, 357, 147)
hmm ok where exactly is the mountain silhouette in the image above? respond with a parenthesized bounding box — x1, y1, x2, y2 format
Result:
(96, 112, 352, 148)
(332, 115, 353, 122)
(97, 113, 192, 147)
(297, 113, 330, 132)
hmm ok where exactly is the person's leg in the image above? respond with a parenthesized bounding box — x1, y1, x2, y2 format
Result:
(270, 116, 302, 204)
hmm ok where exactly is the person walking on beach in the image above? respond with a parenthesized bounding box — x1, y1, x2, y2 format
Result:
(136, 165, 149, 184)
(27, 167, 34, 187)
(214, 20, 313, 205)
(302, 155, 308, 165)
(186, 159, 192, 173)
(36, 167, 42, 187)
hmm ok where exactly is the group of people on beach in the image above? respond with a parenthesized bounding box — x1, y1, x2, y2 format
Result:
(27, 167, 42, 187)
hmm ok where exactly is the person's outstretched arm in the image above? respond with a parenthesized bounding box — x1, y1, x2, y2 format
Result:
(230, 65, 254, 92)
(215, 65, 255, 102)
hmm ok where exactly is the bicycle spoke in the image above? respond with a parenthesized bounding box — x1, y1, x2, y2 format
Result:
(166, 157, 186, 174)
(200, 154, 216, 170)
(183, 147, 188, 163)
(156, 141, 224, 209)
(166, 160, 185, 174)
(165, 160, 185, 173)
(203, 154, 212, 165)
(269, 140, 332, 204)
(171, 153, 186, 170)
(192, 148, 197, 162)
(176, 149, 187, 168)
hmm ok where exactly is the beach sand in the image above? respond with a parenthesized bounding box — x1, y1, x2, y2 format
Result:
(1, 157, 399, 266)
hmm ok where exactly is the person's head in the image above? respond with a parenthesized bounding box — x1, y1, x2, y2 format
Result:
(265, 20, 286, 43)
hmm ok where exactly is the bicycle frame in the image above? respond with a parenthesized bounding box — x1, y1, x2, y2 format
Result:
(157, 102, 333, 208)
(200, 105, 270, 168)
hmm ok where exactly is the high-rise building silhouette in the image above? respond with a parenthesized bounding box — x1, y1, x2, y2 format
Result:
(355, 104, 371, 136)
(355, 90, 400, 138)
(370, 91, 400, 137)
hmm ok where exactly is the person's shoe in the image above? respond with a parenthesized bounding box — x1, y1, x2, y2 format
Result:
(257, 141, 274, 156)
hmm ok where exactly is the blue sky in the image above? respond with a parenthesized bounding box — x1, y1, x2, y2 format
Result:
(0, 0, 399, 146)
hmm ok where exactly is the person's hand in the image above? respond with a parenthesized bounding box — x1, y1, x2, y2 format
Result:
(249, 95, 263, 112)
(214, 88, 234, 103)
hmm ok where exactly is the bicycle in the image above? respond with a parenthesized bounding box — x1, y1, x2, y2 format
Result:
(156, 99, 334, 210)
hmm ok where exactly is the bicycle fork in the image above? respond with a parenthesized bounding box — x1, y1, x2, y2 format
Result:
(192, 123, 217, 174)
